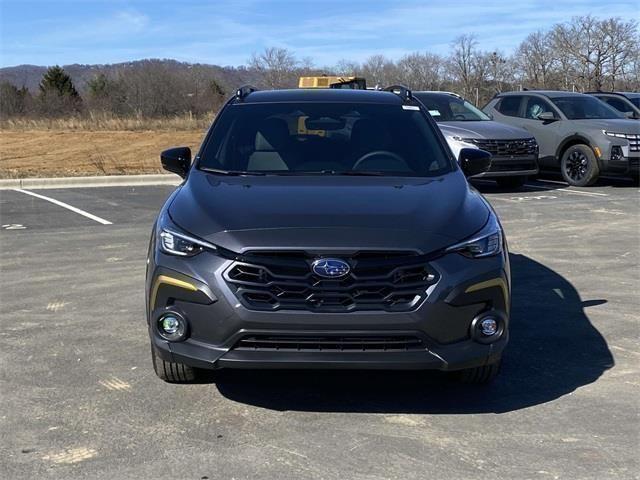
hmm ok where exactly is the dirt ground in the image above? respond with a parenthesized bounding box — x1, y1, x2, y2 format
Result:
(0, 130, 205, 178)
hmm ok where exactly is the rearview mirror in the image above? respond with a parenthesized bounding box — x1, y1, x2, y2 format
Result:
(537, 111, 558, 122)
(459, 148, 492, 178)
(161, 147, 191, 178)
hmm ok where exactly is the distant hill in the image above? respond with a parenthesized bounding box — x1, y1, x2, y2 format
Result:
(0, 59, 258, 94)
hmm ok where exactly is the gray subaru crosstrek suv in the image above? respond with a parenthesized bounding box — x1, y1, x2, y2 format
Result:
(147, 86, 510, 385)
(484, 91, 640, 186)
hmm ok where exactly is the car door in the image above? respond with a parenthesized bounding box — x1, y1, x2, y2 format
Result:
(516, 96, 564, 167)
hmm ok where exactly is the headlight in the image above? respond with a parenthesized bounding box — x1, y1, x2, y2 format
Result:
(603, 131, 630, 139)
(158, 226, 217, 257)
(446, 213, 503, 258)
(447, 135, 477, 147)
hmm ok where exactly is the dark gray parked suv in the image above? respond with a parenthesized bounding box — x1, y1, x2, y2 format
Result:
(484, 91, 640, 186)
(146, 87, 510, 385)
(587, 92, 640, 119)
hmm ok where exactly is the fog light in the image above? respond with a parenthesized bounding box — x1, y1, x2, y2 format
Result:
(480, 318, 498, 336)
(611, 146, 623, 162)
(157, 313, 187, 341)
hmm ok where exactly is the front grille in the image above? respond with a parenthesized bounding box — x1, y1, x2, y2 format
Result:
(489, 159, 538, 172)
(224, 251, 438, 312)
(234, 334, 425, 352)
(462, 138, 538, 157)
(627, 134, 639, 152)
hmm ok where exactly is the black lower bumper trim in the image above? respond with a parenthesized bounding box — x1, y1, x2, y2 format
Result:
(152, 330, 508, 372)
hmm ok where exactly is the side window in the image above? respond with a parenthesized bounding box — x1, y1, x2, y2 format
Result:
(605, 97, 632, 113)
(497, 96, 523, 117)
(524, 97, 555, 120)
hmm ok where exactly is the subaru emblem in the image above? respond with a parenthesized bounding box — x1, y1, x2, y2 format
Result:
(311, 258, 350, 278)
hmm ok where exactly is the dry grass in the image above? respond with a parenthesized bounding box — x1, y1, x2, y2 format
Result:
(0, 129, 205, 178)
(0, 114, 215, 178)
(0, 112, 213, 132)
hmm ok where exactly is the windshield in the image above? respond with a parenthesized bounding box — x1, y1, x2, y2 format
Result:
(198, 102, 453, 176)
(629, 97, 640, 108)
(551, 96, 624, 120)
(413, 94, 491, 121)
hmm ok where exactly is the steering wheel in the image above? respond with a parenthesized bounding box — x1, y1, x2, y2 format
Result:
(454, 114, 466, 120)
(352, 150, 405, 170)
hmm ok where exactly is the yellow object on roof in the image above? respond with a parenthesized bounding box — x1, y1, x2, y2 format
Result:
(298, 76, 366, 89)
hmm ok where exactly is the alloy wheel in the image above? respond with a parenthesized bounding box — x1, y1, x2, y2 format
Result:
(565, 150, 589, 182)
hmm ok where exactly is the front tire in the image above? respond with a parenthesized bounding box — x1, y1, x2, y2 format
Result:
(496, 176, 527, 189)
(457, 357, 502, 384)
(561, 145, 599, 186)
(151, 344, 198, 383)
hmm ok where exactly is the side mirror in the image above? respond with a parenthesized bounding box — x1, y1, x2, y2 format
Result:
(459, 148, 492, 178)
(537, 111, 558, 122)
(161, 147, 191, 178)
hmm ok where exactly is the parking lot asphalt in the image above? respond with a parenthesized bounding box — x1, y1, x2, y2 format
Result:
(0, 176, 638, 480)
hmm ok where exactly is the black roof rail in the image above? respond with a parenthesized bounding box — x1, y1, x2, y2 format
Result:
(384, 85, 412, 101)
(235, 85, 258, 100)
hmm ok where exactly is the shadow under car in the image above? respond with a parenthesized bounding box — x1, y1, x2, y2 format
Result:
(210, 253, 613, 414)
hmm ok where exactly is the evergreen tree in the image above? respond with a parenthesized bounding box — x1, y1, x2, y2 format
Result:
(38, 65, 82, 114)
(209, 78, 226, 111)
(87, 73, 109, 98)
(39, 65, 80, 98)
(210, 78, 225, 97)
(86, 73, 128, 114)
(0, 82, 31, 116)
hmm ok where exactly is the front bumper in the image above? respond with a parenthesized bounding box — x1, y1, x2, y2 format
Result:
(151, 328, 507, 371)
(146, 245, 511, 372)
(475, 155, 539, 178)
(601, 154, 640, 175)
(600, 139, 640, 175)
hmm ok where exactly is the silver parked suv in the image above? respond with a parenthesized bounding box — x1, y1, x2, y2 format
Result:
(414, 91, 538, 188)
(483, 91, 640, 186)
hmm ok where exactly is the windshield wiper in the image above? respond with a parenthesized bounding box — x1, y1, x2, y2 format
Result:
(338, 171, 390, 176)
(273, 170, 389, 176)
(200, 168, 266, 176)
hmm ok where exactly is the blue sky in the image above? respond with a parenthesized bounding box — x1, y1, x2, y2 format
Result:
(0, 0, 637, 67)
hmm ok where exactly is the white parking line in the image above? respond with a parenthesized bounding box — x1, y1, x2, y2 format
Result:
(523, 184, 608, 197)
(535, 179, 568, 186)
(13, 188, 113, 225)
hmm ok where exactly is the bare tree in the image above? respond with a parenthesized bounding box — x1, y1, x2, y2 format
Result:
(248, 47, 299, 89)
(449, 34, 478, 97)
(600, 17, 639, 90)
(516, 31, 556, 89)
(360, 55, 398, 88)
(2, 15, 638, 119)
(333, 59, 361, 77)
(396, 52, 444, 90)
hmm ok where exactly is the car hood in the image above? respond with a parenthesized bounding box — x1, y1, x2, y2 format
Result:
(438, 121, 532, 140)
(571, 118, 640, 133)
(168, 170, 489, 254)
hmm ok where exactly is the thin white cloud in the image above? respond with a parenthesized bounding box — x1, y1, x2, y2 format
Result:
(1, 0, 637, 67)
(115, 10, 150, 29)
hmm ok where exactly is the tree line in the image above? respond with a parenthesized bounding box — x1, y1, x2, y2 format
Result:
(1, 15, 638, 119)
